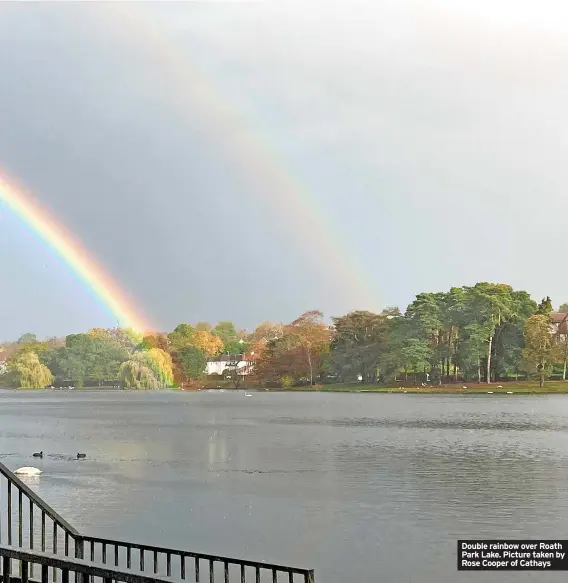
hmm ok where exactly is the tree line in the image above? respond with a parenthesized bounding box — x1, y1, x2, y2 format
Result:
(2, 282, 568, 389)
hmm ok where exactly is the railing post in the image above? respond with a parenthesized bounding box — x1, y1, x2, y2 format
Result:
(305, 569, 315, 583)
(74, 537, 85, 583)
(2, 557, 10, 583)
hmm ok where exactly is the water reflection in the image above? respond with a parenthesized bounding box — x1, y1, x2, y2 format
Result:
(17, 474, 41, 488)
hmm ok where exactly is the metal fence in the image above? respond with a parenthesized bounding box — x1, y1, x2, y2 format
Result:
(0, 463, 83, 560)
(0, 463, 314, 583)
(0, 544, 171, 583)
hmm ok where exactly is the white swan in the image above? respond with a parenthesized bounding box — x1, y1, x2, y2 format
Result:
(14, 467, 42, 476)
(245, 393, 252, 397)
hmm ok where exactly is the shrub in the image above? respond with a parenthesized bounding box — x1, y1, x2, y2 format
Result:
(280, 376, 294, 388)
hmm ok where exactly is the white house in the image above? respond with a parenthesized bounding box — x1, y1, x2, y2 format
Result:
(205, 354, 254, 377)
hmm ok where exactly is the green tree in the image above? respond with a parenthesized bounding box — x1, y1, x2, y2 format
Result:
(405, 292, 446, 384)
(49, 333, 129, 383)
(168, 324, 195, 351)
(223, 340, 248, 356)
(17, 333, 37, 344)
(8, 351, 53, 388)
(195, 322, 212, 332)
(559, 303, 568, 313)
(177, 346, 207, 382)
(464, 283, 520, 384)
(536, 296, 553, 315)
(331, 311, 389, 383)
(523, 315, 556, 387)
(212, 321, 238, 345)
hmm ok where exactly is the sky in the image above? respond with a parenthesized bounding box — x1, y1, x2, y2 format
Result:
(1, 0, 568, 339)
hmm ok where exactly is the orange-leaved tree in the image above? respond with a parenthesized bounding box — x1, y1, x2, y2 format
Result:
(285, 310, 331, 386)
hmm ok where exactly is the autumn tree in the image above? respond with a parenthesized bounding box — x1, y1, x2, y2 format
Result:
(523, 315, 556, 387)
(285, 310, 330, 386)
(144, 348, 174, 387)
(250, 322, 284, 343)
(141, 332, 170, 353)
(119, 349, 173, 389)
(192, 330, 223, 357)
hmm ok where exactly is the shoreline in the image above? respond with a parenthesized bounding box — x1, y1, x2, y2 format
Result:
(4, 383, 568, 395)
(270, 382, 568, 394)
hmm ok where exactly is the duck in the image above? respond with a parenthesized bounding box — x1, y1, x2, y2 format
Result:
(14, 467, 42, 476)
(76, 453, 86, 459)
(33, 451, 43, 458)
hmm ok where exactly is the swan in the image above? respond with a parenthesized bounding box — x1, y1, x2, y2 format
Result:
(506, 391, 514, 394)
(14, 467, 42, 476)
(33, 451, 43, 458)
(245, 393, 252, 397)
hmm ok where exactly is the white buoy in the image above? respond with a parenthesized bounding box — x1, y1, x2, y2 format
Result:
(14, 467, 42, 476)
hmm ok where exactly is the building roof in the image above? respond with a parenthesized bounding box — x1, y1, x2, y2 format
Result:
(550, 313, 568, 335)
(207, 354, 245, 363)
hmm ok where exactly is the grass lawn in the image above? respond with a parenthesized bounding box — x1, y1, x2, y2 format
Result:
(278, 381, 568, 394)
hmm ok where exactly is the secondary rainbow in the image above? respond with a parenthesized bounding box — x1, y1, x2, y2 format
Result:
(97, 4, 379, 311)
(0, 170, 153, 333)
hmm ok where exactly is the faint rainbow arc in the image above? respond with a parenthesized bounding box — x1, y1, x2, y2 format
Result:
(98, 4, 379, 311)
(0, 171, 154, 334)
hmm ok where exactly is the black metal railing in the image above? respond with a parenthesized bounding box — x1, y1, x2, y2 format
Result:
(0, 544, 172, 583)
(80, 536, 314, 583)
(0, 463, 83, 563)
(0, 463, 314, 583)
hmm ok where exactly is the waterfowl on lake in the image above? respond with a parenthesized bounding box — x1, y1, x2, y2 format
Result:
(33, 451, 43, 458)
(76, 453, 86, 459)
(14, 467, 42, 476)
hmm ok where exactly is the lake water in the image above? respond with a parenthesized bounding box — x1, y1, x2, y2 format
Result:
(0, 390, 568, 582)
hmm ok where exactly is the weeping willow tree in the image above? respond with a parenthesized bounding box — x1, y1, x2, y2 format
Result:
(9, 351, 53, 389)
(145, 348, 174, 387)
(119, 349, 173, 389)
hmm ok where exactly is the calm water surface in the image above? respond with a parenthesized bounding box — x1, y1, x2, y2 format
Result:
(0, 390, 567, 582)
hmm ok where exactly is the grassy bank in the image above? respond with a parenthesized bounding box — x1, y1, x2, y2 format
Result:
(273, 381, 568, 394)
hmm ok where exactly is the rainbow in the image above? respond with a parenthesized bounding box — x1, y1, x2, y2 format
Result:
(0, 170, 154, 333)
(95, 4, 379, 311)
